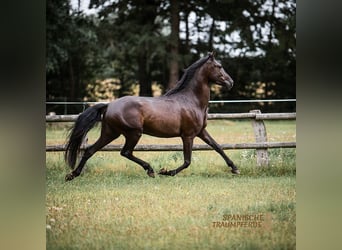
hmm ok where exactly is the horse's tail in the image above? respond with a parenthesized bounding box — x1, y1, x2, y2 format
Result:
(65, 103, 108, 169)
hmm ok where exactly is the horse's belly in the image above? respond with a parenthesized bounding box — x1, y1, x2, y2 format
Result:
(143, 116, 181, 137)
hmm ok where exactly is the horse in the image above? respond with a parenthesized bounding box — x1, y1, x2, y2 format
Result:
(64, 52, 240, 181)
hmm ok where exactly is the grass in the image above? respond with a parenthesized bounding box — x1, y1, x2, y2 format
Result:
(46, 120, 296, 249)
(46, 120, 296, 146)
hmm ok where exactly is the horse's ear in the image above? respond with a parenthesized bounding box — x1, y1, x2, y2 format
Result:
(208, 51, 215, 60)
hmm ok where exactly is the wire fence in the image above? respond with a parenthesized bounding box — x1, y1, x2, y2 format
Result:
(46, 99, 296, 115)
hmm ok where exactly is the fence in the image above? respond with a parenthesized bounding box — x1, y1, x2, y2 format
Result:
(46, 99, 296, 114)
(46, 109, 296, 166)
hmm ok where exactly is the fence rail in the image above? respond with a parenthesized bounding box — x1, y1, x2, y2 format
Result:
(46, 142, 295, 152)
(46, 99, 296, 105)
(46, 99, 296, 115)
(46, 112, 296, 122)
(46, 110, 296, 166)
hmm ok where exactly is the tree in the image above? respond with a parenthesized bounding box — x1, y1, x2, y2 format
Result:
(47, 0, 105, 104)
(168, 0, 179, 90)
(46, 0, 71, 99)
(92, 0, 169, 96)
(47, 0, 296, 113)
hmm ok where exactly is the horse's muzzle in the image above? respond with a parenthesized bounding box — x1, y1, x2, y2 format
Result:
(224, 79, 234, 90)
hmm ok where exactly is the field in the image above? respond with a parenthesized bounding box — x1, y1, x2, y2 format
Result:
(46, 120, 296, 249)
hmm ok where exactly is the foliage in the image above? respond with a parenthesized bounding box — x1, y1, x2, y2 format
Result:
(84, 78, 121, 101)
(46, 0, 106, 100)
(46, 0, 296, 112)
(46, 0, 70, 75)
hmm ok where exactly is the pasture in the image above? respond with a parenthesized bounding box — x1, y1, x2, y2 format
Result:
(46, 120, 296, 249)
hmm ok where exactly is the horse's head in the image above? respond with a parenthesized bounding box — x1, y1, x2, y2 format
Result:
(205, 52, 234, 90)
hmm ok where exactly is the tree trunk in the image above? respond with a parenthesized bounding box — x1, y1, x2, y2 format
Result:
(68, 57, 75, 100)
(138, 51, 152, 96)
(209, 18, 215, 51)
(185, 10, 189, 51)
(168, 0, 179, 90)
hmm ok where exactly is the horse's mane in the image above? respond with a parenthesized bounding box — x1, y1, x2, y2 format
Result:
(164, 55, 210, 96)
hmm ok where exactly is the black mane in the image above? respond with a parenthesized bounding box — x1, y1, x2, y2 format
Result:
(164, 55, 210, 96)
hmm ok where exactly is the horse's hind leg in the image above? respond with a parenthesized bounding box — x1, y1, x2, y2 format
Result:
(65, 127, 119, 181)
(120, 131, 155, 178)
(197, 129, 240, 174)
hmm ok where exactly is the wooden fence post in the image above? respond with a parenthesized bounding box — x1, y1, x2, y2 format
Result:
(250, 110, 269, 166)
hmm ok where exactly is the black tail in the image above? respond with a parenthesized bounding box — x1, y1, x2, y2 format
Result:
(65, 103, 108, 169)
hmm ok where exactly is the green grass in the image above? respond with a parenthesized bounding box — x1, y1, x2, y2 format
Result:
(46, 120, 296, 249)
(46, 120, 296, 146)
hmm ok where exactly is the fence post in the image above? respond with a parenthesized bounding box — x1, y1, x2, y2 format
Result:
(250, 110, 269, 166)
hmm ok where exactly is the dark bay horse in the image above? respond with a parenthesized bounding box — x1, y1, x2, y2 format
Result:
(65, 52, 240, 181)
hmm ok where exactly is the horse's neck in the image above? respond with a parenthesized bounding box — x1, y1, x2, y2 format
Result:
(190, 72, 210, 110)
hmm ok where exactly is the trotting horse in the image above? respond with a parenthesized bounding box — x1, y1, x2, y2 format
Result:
(65, 52, 240, 181)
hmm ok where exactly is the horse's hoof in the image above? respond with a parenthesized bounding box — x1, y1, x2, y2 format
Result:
(65, 173, 75, 182)
(147, 171, 155, 178)
(231, 169, 240, 175)
(158, 168, 168, 175)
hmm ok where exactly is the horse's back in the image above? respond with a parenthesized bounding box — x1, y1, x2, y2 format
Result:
(103, 96, 184, 137)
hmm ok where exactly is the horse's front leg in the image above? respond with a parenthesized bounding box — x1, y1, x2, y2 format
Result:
(197, 129, 240, 174)
(159, 136, 193, 176)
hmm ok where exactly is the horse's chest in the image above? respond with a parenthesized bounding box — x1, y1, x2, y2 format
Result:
(180, 110, 206, 135)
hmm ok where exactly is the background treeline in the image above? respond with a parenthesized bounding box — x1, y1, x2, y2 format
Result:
(46, 0, 295, 113)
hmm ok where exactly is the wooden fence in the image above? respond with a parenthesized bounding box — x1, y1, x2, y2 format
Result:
(46, 110, 296, 166)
